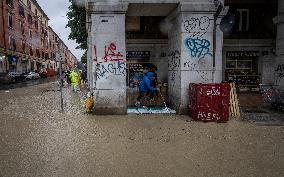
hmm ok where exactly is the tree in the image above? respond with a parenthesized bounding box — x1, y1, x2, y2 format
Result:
(66, 0, 87, 50)
(81, 50, 87, 64)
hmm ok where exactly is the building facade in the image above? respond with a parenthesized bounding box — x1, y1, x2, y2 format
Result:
(0, 0, 77, 74)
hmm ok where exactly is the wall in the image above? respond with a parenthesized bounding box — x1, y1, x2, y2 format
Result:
(167, 13, 182, 111)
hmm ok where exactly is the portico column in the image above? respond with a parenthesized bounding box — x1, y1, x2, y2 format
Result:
(89, 2, 128, 115)
(167, 1, 224, 114)
(275, 0, 284, 89)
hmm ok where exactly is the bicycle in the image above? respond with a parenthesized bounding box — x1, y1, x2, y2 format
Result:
(259, 84, 284, 111)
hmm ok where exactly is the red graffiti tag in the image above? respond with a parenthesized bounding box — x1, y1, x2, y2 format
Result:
(93, 45, 97, 61)
(102, 43, 124, 63)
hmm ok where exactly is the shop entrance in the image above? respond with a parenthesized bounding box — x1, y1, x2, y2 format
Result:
(125, 4, 178, 112)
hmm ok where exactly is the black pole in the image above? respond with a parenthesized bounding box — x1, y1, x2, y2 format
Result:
(213, 2, 224, 82)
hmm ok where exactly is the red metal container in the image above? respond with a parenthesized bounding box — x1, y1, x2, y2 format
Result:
(189, 83, 231, 122)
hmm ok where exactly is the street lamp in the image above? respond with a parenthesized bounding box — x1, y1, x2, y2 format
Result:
(56, 39, 64, 113)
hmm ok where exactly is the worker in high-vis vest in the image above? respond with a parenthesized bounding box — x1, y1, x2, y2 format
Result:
(69, 69, 80, 92)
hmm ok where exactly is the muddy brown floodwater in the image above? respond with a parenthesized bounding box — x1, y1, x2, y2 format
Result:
(0, 82, 283, 177)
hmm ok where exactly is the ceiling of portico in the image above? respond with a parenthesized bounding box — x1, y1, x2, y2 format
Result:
(126, 3, 178, 16)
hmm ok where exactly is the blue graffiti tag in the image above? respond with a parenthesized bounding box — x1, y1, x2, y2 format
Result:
(184, 37, 213, 59)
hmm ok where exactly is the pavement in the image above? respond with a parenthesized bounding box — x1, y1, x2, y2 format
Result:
(0, 82, 283, 177)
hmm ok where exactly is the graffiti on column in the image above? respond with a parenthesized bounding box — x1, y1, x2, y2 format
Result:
(102, 43, 124, 63)
(275, 64, 284, 79)
(168, 50, 181, 71)
(96, 61, 126, 80)
(93, 42, 126, 80)
(93, 43, 125, 64)
(183, 16, 211, 33)
(184, 37, 213, 59)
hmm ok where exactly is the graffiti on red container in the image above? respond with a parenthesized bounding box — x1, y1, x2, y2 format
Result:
(198, 112, 220, 120)
(206, 88, 220, 96)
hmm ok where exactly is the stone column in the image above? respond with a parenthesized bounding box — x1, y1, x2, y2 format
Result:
(90, 2, 128, 114)
(275, 0, 284, 89)
(167, 1, 223, 114)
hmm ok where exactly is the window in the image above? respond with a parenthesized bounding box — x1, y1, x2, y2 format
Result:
(36, 49, 40, 58)
(35, 9, 38, 16)
(27, 0, 31, 11)
(8, 13, 13, 28)
(35, 20, 38, 29)
(41, 51, 44, 59)
(34, 33, 39, 46)
(19, 4, 25, 17)
(41, 38, 44, 47)
(21, 41, 26, 53)
(6, 0, 13, 8)
(8, 36, 16, 51)
(30, 45, 33, 56)
(20, 21, 25, 35)
(237, 9, 249, 32)
(29, 30, 32, 39)
(28, 14, 32, 24)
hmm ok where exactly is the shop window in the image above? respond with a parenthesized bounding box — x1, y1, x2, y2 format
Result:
(19, 4, 25, 17)
(6, 0, 13, 8)
(8, 13, 13, 28)
(36, 49, 40, 58)
(27, 0, 31, 11)
(28, 14, 32, 24)
(45, 53, 49, 60)
(237, 9, 249, 32)
(30, 45, 33, 56)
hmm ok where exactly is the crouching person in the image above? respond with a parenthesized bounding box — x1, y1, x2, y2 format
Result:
(84, 92, 94, 113)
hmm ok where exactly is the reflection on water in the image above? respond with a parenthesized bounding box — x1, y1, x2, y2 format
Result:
(0, 77, 58, 90)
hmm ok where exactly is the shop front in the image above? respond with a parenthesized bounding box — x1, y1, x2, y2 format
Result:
(224, 50, 261, 92)
(21, 55, 28, 73)
(8, 55, 18, 73)
(0, 55, 8, 73)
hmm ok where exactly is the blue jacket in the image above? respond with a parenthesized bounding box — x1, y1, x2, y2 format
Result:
(139, 72, 157, 93)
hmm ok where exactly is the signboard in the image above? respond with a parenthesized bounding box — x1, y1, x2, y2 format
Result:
(126, 51, 151, 59)
(226, 51, 259, 58)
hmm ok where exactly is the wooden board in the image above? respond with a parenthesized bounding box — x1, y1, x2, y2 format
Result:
(229, 83, 241, 118)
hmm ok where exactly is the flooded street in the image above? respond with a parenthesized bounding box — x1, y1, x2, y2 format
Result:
(0, 82, 284, 177)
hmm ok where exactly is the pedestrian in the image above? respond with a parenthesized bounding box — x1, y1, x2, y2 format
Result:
(135, 71, 160, 107)
(69, 69, 80, 92)
(66, 70, 71, 85)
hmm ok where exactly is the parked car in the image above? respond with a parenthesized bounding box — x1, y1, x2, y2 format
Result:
(39, 71, 48, 78)
(26, 72, 40, 80)
(9, 72, 27, 82)
(0, 72, 15, 84)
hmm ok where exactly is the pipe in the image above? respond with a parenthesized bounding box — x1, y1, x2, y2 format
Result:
(1, 1, 6, 50)
(212, 2, 223, 83)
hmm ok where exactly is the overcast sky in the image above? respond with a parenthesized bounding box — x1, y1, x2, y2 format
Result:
(37, 0, 85, 61)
